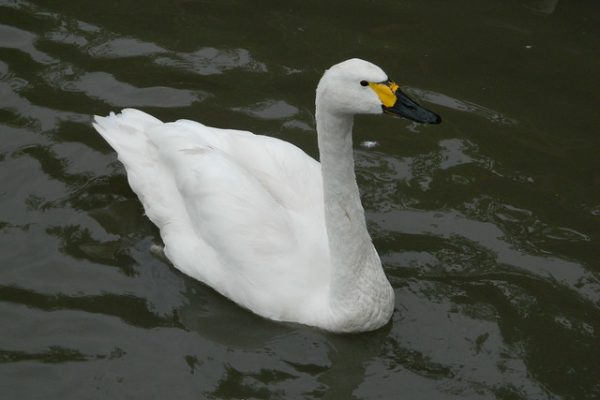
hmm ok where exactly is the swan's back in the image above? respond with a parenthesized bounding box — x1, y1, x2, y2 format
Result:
(93, 109, 331, 325)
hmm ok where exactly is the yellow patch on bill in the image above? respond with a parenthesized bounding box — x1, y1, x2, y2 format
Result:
(368, 81, 399, 107)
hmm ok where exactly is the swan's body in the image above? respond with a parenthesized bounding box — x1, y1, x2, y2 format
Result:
(93, 59, 440, 333)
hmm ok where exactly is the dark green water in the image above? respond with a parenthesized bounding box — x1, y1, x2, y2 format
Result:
(1, 0, 599, 398)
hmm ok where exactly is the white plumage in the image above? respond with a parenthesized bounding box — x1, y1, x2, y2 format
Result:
(93, 59, 440, 332)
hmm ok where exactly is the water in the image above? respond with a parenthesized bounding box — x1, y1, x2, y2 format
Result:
(1, 0, 599, 398)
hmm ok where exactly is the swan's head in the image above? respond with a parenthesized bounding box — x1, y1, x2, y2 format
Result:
(316, 58, 441, 124)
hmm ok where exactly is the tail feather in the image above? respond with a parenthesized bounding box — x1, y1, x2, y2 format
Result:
(92, 109, 180, 228)
(93, 109, 161, 161)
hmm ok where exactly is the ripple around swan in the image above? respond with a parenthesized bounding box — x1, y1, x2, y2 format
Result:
(370, 208, 600, 305)
(409, 88, 517, 125)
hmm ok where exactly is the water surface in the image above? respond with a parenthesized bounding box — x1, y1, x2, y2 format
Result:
(1, 0, 599, 399)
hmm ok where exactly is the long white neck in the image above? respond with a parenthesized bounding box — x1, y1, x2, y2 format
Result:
(315, 105, 384, 306)
(315, 103, 395, 332)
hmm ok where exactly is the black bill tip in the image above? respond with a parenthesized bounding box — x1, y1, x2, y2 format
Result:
(383, 89, 441, 125)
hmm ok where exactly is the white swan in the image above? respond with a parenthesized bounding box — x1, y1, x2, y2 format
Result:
(93, 58, 440, 333)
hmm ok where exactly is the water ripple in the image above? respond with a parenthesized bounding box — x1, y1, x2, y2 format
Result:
(88, 38, 167, 59)
(0, 23, 55, 65)
(410, 88, 517, 125)
(155, 47, 267, 75)
(371, 209, 600, 305)
(71, 71, 200, 108)
(232, 100, 299, 120)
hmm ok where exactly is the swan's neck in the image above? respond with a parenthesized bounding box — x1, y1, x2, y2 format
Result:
(316, 109, 382, 303)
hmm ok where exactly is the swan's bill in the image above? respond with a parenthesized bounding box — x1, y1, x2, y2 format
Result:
(369, 80, 441, 124)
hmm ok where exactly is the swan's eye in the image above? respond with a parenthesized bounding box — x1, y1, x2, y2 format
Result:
(360, 80, 368, 87)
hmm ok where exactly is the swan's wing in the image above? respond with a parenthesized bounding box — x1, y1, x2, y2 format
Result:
(170, 119, 324, 215)
(149, 124, 297, 255)
(93, 109, 327, 302)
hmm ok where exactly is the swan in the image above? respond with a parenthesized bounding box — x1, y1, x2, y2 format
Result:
(93, 58, 441, 333)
